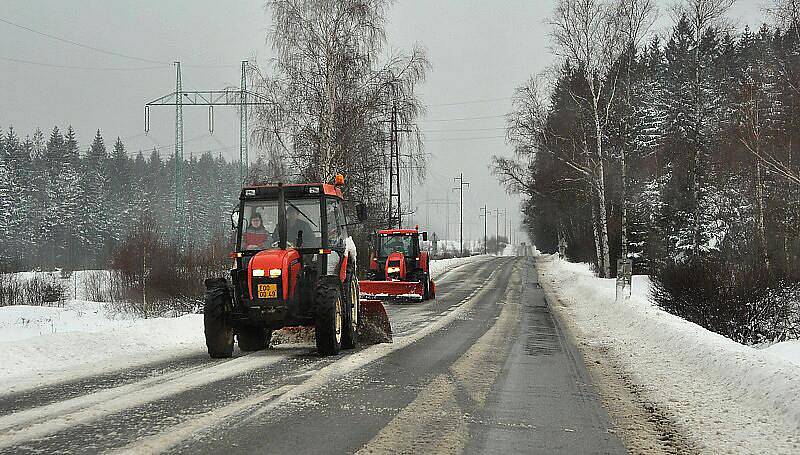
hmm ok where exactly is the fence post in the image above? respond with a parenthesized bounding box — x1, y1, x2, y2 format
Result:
(616, 258, 633, 302)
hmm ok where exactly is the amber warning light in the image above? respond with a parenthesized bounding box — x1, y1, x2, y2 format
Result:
(334, 174, 345, 186)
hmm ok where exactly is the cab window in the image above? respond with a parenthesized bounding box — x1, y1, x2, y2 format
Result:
(326, 198, 347, 248)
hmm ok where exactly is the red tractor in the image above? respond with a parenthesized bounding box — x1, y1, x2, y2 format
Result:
(202, 176, 391, 358)
(359, 227, 436, 301)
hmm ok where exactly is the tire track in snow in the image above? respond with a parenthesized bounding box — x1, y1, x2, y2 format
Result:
(0, 350, 298, 450)
(0, 352, 210, 417)
(113, 259, 510, 454)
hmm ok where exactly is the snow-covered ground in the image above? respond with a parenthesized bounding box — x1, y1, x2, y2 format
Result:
(763, 339, 800, 366)
(536, 254, 800, 453)
(0, 299, 203, 390)
(0, 255, 488, 391)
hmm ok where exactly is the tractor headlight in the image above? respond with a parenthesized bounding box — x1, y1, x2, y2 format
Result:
(269, 268, 282, 278)
(252, 269, 265, 277)
(387, 266, 400, 274)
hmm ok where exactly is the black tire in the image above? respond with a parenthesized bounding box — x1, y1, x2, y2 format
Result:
(204, 278, 234, 358)
(422, 273, 430, 300)
(237, 326, 272, 351)
(342, 276, 359, 349)
(315, 276, 343, 356)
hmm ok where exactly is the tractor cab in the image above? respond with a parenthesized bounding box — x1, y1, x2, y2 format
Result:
(369, 228, 426, 281)
(202, 176, 391, 359)
(234, 182, 350, 280)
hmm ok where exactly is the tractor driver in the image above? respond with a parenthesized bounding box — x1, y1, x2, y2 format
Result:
(382, 236, 407, 256)
(243, 212, 270, 250)
(276, 205, 316, 247)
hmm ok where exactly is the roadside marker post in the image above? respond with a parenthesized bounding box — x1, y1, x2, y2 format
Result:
(615, 258, 633, 303)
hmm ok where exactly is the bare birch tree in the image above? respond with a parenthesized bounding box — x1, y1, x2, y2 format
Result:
(249, 0, 429, 219)
(497, 75, 605, 266)
(550, 0, 629, 277)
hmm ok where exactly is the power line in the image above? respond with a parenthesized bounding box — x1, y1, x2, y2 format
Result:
(0, 16, 168, 65)
(423, 114, 506, 122)
(0, 55, 166, 71)
(0, 17, 239, 70)
(426, 97, 511, 107)
(426, 135, 506, 142)
(422, 126, 506, 133)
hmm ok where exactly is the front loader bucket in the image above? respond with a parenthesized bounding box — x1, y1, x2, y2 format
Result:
(360, 280, 424, 301)
(359, 299, 392, 344)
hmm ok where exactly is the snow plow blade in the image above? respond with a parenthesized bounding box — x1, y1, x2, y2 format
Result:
(359, 299, 392, 344)
(359, 280, 424, 301)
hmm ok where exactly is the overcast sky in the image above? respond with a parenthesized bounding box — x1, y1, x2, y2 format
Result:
(0, 0, 767, 245)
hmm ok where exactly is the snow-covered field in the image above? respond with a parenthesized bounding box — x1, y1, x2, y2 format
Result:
(0, 255, 489, 391)
(536, 254, 800, 453)
(0, 300, 204, 390)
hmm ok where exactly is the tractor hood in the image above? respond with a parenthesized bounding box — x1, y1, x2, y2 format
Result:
(385, 251, 407, 280)
(247, 249, 301, 300)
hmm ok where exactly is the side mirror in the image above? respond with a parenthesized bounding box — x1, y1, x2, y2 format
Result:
(355, 203, 367, 222)
(421, 231, 428, 242)
(230, 210, 239, 230)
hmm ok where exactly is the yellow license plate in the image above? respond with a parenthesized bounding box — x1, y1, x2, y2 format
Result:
(257, 283, 278, 299)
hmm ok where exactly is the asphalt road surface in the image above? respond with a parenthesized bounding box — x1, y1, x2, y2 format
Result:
(0, 256, 624, 454)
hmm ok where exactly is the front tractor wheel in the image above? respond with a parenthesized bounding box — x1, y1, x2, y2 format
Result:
(315, 277, 343, 356)
(237, 327, 272, 351)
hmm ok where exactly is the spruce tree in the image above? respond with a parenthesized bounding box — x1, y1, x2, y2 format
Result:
(108, 137, 131, 244)
(82, 130, 109, 258)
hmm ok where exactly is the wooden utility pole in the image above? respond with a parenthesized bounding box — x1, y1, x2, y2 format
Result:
(453, 173, 470, 256)
(479, 205, 490, 254)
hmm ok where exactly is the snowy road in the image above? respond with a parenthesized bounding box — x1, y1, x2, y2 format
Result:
(0, 256, 624, 454)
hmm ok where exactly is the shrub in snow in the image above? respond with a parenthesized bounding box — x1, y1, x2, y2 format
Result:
(110, 216, 229, 317)
(81, 270, 126, 303)
(0, 274, 22, 306)
(651, 257, 800, 344)
(0, 273, 68, 307)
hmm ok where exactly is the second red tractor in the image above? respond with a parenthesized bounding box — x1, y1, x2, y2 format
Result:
(360, 227, 436, 301)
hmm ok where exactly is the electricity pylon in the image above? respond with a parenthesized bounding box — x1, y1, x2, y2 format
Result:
(144, 61, 275, 247)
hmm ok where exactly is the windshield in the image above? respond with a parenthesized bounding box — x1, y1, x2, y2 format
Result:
(240, 198, 321, 251)
(378, 235, 414, 257)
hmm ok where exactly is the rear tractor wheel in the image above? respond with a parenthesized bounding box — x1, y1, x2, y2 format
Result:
(203, 278, 234, 358)
(342, 277, 359, 349)
(315, 277, 343, 356)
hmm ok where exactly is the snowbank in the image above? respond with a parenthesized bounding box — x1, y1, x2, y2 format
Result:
(536, 254, 800, 452)
(0, 301, 204, 388)
(764, 340, 800, 366)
